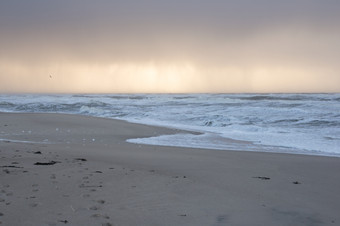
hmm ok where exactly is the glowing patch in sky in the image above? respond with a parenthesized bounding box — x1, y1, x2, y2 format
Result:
(0, 60, 339, 93)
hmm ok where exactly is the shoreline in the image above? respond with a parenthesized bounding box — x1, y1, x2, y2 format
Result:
(3, 111, 338, 158)
(1, 112, 340, 225)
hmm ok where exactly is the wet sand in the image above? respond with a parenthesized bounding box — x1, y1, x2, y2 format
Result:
(1, 113, 340, 226)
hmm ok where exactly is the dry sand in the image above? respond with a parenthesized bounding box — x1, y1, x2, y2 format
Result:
(1, 113, 340, 226)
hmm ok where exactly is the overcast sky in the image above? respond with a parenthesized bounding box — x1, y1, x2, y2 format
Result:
(1, 0, 339, 93)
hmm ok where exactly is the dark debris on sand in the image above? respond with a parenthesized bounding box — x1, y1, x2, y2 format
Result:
(253, 176, 271, 180)
(74, 158, 87, 162)
(1, 165, 23, 169)
(293, 181, 301, 184)
(34, 161, 60, 166)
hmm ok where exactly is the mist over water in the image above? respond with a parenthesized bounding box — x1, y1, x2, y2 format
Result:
(1, 93, 339, 156)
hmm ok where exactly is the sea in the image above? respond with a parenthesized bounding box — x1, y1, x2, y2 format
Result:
(1, 93, 339, 157)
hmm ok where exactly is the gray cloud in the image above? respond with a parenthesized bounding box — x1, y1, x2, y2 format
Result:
(1, 0, 340, 92)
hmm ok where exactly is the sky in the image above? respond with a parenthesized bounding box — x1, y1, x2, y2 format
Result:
(0, 0, 339, 93)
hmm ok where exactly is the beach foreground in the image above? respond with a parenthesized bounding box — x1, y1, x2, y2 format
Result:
(1, 113, 340, 226)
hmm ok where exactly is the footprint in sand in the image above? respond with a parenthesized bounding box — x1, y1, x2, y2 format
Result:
(30, 203, 38, 207)
(97, 200, 105, 204)
(91, 213, 110, 219)
(89, 206, 100, 211)
(82, 194, 90, 198)
(102, 223, 113, 226)
(26, 196, 36, 199)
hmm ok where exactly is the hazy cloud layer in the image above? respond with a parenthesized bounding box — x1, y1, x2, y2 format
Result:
(1, 0, 339, 92)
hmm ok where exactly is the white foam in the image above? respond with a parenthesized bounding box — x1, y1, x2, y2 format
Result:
(127, 133, 252, 151)
(127, 133, 340, 157)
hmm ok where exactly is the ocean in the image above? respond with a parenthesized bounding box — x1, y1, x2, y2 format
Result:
(1, 93, 339, 157)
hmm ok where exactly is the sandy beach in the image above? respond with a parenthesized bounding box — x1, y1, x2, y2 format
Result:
(1, 113, 340, 226)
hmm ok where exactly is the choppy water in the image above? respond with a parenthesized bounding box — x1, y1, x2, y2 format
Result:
(1, 93, 339, 156)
